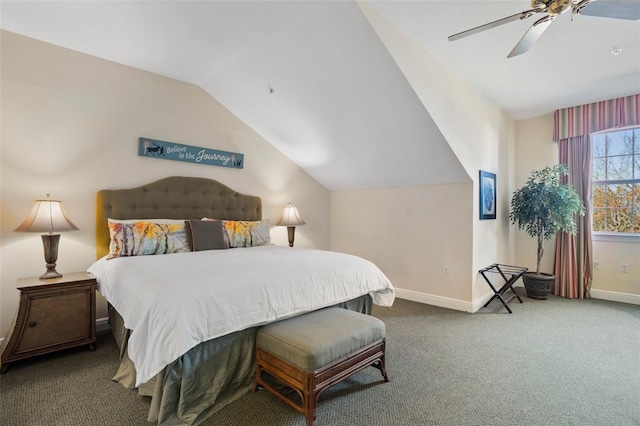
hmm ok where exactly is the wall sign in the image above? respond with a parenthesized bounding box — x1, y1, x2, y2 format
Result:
(138, 137, 244, 169)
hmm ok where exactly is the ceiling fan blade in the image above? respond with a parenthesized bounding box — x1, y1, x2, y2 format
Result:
(448, 8, 543, 41)
(576, 0, 640, 20)
(507, 15, 555, 58)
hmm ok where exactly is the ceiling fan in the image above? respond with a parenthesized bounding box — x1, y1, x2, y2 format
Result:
(448, 0, 640, 58)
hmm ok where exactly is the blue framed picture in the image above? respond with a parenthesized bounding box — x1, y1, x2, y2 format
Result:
(479, 170, 496, 220)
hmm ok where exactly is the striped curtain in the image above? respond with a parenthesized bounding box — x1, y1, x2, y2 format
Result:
(554, 135, 592, 298)
(554, 94, 640, 141)
(552, 94, 639, 298)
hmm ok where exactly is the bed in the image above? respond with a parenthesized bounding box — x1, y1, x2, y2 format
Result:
(88, 176, 395, 425)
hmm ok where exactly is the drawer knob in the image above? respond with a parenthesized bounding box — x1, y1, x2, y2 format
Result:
(28, 322, 36, 327)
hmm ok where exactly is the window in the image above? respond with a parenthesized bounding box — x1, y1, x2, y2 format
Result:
(592, 127, 640, 234)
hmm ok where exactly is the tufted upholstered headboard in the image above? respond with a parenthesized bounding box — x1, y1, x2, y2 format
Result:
(96, 176, 262, 259)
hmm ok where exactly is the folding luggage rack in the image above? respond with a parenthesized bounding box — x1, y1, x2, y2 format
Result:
(479, 264, 528, 313)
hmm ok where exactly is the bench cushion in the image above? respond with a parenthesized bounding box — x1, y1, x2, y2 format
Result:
(256, 307, 385, 371)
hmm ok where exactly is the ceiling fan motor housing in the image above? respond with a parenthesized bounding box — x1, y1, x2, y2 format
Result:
(532, 0, 546, 9)
(533, 0, 572, 15)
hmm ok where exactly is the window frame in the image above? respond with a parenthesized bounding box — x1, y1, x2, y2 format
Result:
(591, 126, 640, 239)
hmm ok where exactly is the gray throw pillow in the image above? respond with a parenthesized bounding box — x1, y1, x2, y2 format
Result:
(185, 220, 226, 251)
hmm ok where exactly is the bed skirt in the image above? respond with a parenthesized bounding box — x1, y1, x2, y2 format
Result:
(108, 296, 373, 425)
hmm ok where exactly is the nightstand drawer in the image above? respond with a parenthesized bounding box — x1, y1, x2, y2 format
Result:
(15, 289, 92, 354)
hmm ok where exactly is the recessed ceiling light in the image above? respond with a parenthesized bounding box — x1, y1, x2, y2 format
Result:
(611, 47, 622, 56)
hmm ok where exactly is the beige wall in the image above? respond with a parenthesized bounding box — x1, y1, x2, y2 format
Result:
(0, 31, 330, 336)
(335, 4, 516, 311)
(592, 240, 640, 299)
(331, 183, 474, 310)
(513, 114, 558, 273)
(514, 114, 640, 301)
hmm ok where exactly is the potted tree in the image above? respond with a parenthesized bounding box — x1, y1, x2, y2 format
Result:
(509, 164, 585, 299)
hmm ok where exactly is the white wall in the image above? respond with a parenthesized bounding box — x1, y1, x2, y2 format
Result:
(514, 114, 640, 301)
(0, 31, 330, 336)
(331, 3, 516, 311)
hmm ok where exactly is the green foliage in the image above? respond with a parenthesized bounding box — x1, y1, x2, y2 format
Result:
(509, 164, 586, 273)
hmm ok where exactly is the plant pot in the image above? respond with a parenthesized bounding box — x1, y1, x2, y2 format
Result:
(522, 272, 555, 300)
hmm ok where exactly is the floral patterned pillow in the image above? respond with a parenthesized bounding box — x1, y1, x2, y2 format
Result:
(107, 219, 190, 259)
(202, 218, 271, 248)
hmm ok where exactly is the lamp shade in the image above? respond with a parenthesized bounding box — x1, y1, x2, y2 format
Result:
(15, 194, 79, 280)
(14, 195, 79, 234)
(276, 203, 306, 227)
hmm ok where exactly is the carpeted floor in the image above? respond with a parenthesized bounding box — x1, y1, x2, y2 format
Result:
(1, 289, 639, 426)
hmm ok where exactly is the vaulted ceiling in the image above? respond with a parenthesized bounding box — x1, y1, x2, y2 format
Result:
(2, 1, 638, 191)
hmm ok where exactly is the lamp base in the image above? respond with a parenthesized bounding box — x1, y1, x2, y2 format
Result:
(287, 226, 296, 247)
(40, 268, 63, 280)
(40, 234, 63, 280)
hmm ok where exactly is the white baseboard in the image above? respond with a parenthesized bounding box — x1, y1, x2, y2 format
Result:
(394, 288, 475, 313)
(393, 287, 640, 311)
(96, 316, 111, 332)
(590, 289, 640, 305)
(472, 291, 497, 312)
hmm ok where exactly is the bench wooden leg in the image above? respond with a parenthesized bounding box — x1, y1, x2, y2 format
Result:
(301, 373, 315, 426)
(251, 364, 262, 393)
(304, 390, 315, 426)
(378, 340, 390, 382)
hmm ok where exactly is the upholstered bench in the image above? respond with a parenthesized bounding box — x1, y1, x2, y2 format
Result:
(252, 307, 389, 426)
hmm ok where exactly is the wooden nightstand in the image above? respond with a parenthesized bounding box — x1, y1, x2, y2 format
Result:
(0, 272, 96, 373)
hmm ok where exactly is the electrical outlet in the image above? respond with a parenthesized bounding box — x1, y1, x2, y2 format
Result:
(443, 266, 450, 276)
(620, 263, 629, 273)
(593, 261, 599, 270)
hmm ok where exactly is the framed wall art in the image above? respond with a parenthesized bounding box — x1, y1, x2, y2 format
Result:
(479, 170, 496, 220)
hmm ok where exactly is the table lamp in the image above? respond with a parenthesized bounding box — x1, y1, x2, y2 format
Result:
(14, 194, 79, 280)
(277, 203, 305, 247)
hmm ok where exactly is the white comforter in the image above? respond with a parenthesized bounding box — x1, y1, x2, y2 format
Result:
(88, 246, 395, 386)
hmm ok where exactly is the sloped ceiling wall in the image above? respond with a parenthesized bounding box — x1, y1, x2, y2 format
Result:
(0, 0, 469, 191)
(200, 1, 470, 190)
